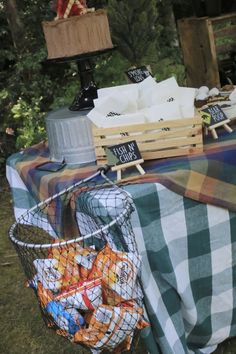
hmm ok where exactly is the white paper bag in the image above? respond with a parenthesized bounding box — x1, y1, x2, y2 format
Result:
(178, 86, 196, 118)
(97, 83, 139, 112)
(145, 101, 183, 123)
(138, 76, 181, 108)
(88, 107, 146, 128)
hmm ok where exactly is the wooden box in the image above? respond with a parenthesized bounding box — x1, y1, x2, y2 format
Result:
(42, 10, 113, 59)
(93, 117, 203, 165)
(177, 12, 236, 88)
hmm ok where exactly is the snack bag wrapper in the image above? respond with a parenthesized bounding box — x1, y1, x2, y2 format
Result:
(55, 278, 103, 311)
(37, 281, 85, 335)
(73, 304, 143, 351)
(89, 245, 141, 303)
(117, 300, 150, 330)
(33, 258, 64, 292)
(46, 301, 85, 335)
(48, 240, 97, 287)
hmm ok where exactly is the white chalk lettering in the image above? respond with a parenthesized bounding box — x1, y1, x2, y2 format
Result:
(120, 151, 137, 163)
(128, 142, 135, 152)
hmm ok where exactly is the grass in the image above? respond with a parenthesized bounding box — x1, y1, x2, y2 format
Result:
(1, 175, 236, 354)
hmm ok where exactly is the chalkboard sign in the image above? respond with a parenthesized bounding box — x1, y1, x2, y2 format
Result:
(105, 140, 142, 166)
(200, 104, 228, 127)
(125, 66, 151, 83)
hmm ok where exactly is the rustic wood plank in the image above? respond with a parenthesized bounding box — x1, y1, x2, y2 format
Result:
(178, 13, 236, 88)
(95, 135, 202, 156)
(95, 146, 204, 164)
(216, 42, 236, 55)
(177, 17, 220, 87)
(214, 25, 236, 39)
(210, 12, 236, 24)
(93, 126, 202, 147)
(93, 116, 203, 163)
(93, 117, 202, 136)
(133, 147, 203, 161)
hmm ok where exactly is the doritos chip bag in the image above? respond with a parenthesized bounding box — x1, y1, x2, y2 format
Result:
(73, 304, 143, 351)
(89, 244, 141, 304)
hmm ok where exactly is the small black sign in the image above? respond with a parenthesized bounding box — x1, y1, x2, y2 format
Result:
(36, 161, 66, 172)
(105, 140, 142, 166)
(125, 66, 151, 83)
(200, 104, 228, 127)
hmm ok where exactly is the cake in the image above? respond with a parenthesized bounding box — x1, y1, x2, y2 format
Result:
(42, 9, 113, 59)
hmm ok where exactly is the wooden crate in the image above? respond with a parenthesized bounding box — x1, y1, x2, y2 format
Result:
(177, 12, 236, 88)
(93, 117, 203, 165)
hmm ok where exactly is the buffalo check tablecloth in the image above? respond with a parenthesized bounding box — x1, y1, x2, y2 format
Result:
(5, 129, 236, 354)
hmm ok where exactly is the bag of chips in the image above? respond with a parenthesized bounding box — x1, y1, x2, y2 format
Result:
(48, 240, 97, 286)
(33, 258, 64, 292)
(89, 244, 141, 304)
(45, 301, 85, 335)
(37, 281, 85, 335)
(48, 242, 82, 288)
(55, 278, 103, 311)
(117, 300, 150, 330)
(73, 304, 143, 351)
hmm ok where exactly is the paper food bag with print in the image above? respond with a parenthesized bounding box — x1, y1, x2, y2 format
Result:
(138, 76, 180, 109)
(87, 95, 146, 128)
(145, 101, 183, 123)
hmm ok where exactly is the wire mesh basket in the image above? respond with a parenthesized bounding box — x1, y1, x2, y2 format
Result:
(9, 170, 148, 353)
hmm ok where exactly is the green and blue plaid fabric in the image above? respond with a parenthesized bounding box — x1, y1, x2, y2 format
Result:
(6, 130, 236, 353)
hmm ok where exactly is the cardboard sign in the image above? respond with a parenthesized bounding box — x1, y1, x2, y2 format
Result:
(200, 104, 228, 127)
(105, 140, 142, 166)
(125, 66, 151, 83)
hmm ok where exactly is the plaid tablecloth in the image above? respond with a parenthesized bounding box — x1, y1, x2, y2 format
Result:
(6, 131, 236, 354)
(128, 182, 236, 354)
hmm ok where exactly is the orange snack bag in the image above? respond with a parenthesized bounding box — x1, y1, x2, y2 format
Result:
(48, 241, 81, 287)
(117, 300, 150, 330)
(55, 278, 103, 311)
(33, 258, 65, 292)
(89, 244, 141, 304)
(48, 240, 97, 289)
(73, 304, 143, 351)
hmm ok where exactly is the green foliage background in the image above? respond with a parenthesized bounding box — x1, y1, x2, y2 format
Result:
(0, 0, 189, 172)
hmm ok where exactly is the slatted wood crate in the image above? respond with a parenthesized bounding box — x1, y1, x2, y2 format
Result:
(93, 116, 203, 165)
(178, 12, 236, 88)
